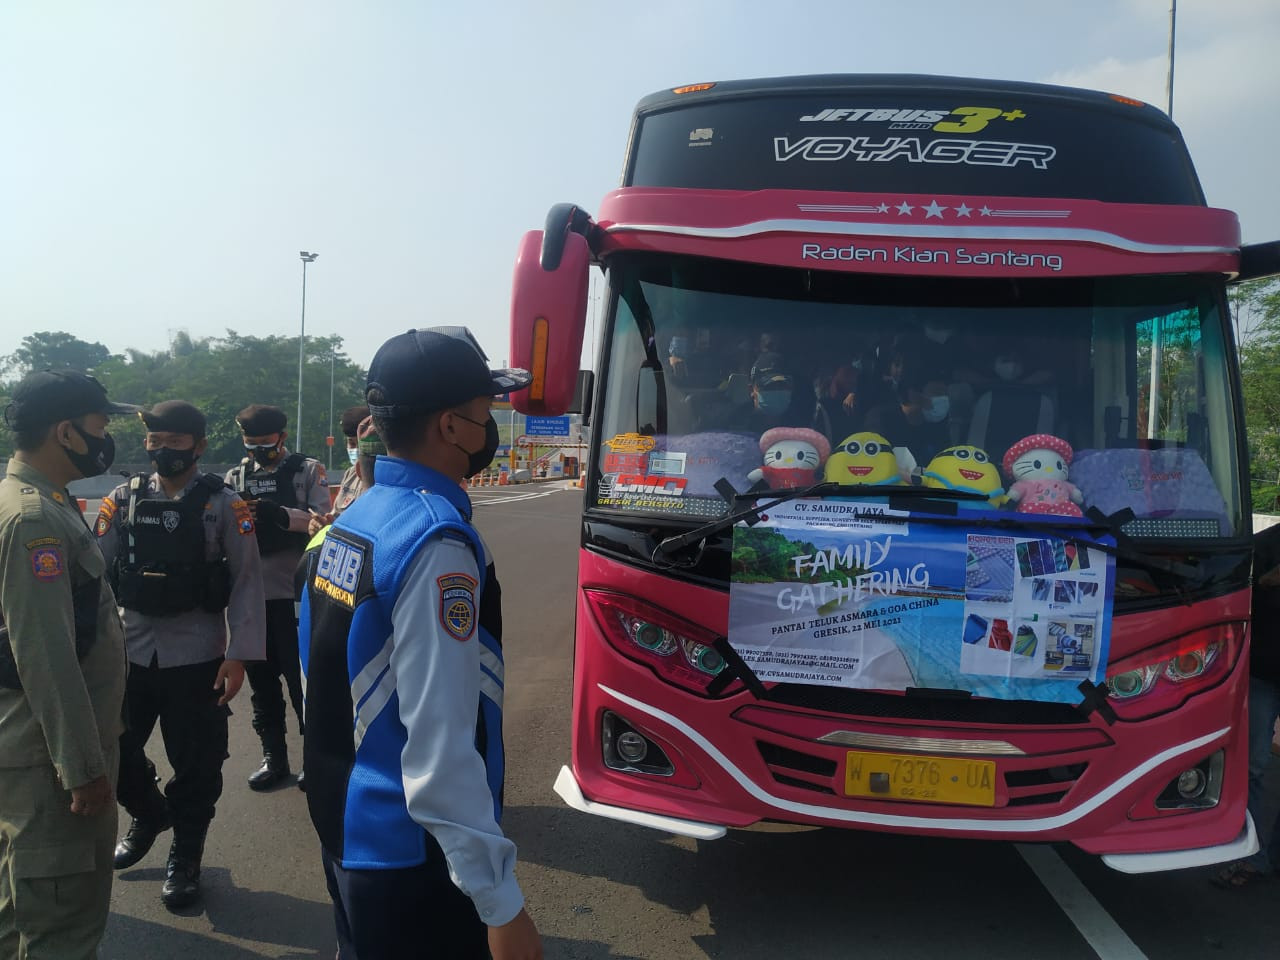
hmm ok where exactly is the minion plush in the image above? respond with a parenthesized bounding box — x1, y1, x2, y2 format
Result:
(823, 432, 903, 486)
(921, 445, 1006, 507)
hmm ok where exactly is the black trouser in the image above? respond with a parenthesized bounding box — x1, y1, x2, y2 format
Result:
(321, 847, 489, 959)
(117, 656, 229, 833)
(246, 597, 305, 746)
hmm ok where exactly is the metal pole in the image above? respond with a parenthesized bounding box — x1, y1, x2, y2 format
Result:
(1166, 0, 1176, 118)
(297, 258, 308, 451)
(328, 349, 335, 471)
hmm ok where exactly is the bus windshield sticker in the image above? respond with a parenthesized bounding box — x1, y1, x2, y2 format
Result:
(726, 498, 1114, 703)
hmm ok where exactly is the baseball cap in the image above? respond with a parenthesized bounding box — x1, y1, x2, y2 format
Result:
(366, 326, 532, 418)
(5, 370, 138, 432)
(141, 400, 207, 437)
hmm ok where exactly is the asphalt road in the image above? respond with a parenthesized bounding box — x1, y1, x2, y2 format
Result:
(100, 483, 1280, 959)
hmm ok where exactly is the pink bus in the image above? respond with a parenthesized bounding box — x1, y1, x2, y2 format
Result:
(510, 75, 1280, 871)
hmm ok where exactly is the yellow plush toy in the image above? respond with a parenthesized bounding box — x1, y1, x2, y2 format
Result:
(823, 432, 903, 485)
(921, 445, 1006, 507)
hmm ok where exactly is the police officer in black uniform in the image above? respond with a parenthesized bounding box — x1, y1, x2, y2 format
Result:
(227, 404, 330, 790)
(95, 401, 265, 908)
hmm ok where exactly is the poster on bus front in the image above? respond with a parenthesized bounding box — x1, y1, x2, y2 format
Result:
(726, 499, 1115, 704)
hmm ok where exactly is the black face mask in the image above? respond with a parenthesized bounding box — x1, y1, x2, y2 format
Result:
(63, 423, 115, 478)
(246, 443, 283, 467)
(453, 414, 499, 479)
(152, 446, 198, 478)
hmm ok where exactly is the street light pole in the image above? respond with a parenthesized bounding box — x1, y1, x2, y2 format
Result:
(297, 251, 318, 451)
(328, 348, 335, 471)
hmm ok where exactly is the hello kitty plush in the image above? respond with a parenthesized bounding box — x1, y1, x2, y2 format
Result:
(1002, 434, 1084, 517)
(748, 427, 831, 489)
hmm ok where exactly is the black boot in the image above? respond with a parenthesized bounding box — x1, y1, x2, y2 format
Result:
(161, 826, 207, 909)
(247, 740, 290, 791)
(113, 811, 172, 870)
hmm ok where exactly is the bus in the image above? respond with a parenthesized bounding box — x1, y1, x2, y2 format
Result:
(508, 75, 1280, 872)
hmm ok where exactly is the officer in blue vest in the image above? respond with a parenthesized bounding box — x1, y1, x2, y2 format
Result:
(300, 327, 542, 960)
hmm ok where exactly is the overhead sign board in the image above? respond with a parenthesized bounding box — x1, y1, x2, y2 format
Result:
(525, 415, 571, 437)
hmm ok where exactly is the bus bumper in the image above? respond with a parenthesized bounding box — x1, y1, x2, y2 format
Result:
(553, 764, 727, 841)
(1100, 811, 1257, 874)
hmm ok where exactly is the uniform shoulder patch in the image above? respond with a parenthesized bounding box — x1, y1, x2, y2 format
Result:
(313, 535, 365, 609)
(31, 546, 64, 582)
(95, 497, 117, 536)
(231, 497, 255, 536)
(437, 573, 478, 641)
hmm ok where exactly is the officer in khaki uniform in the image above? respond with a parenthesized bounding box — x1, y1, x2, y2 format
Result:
(0, 370, 133, 960)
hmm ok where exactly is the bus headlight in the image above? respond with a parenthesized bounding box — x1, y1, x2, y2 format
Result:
(1105, 623, 1240, 717)
(586, 589, 738, 696)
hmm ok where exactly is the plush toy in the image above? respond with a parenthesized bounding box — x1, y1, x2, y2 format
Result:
(823, 431, 904, 486)
(1002, 434, 1084, 517)
(921, 445, 1006, 507)
(748, 427, 830, 489)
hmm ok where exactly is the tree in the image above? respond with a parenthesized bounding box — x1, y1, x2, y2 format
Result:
(7, 331, 114, 377)
(1236, 278, 1280, 510)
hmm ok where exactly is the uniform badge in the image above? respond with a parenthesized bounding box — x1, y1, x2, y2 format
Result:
(31, 546, 64, 582)
(162, 510, 180, 533)
(232, 498, 255, 535)
(437, 573, 477, 641)
(95, 497, 116, 536)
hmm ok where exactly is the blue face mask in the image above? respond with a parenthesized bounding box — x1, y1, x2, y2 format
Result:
(669, 336, 690, 357)
(756, 389, 792, 412)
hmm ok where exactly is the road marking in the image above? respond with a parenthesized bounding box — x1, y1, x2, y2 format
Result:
(472, 490, 558, 506)
(1015, 844, 1149, 960)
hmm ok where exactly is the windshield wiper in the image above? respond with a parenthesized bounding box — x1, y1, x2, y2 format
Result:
(656, 482, 986, 557)
(656, 482, 1202, 584)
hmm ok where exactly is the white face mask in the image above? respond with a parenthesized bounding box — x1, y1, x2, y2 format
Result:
(922, 395, 951, 423)
(347, 447, 359, 465)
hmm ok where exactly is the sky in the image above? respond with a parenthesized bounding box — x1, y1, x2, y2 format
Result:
(2, 0, 1277, 375)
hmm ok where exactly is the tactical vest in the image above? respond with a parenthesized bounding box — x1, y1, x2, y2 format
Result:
(112, 473, 232, 617)
(232, 453, 309, 556)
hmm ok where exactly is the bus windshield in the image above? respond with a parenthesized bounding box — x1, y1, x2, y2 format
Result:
(593, 254, 1243, 538)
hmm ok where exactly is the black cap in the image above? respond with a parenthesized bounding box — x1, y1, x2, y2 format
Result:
(141, 400, 206, 437)
(236, 404, 288, 436)
(5, 370, 138, 432)
(366, 326, 532, 418)
(340, 405, 370, 438)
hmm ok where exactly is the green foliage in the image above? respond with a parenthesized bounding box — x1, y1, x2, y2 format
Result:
(731, 525, 866, 584)
(1238, 278, 1280, 512)
(6, 331, 113, 376)
(1, 330, 366, 465)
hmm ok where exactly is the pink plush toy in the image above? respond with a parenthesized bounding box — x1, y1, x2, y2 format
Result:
(1002, 434, 1084, 517)
(748, 427, 831, 489)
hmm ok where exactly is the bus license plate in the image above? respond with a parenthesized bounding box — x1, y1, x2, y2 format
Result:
(844, 751, 996, 807)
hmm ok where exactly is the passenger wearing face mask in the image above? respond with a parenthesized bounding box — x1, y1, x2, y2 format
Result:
(299, 326, 542, 960)
(95, 400, 265, 908)
(226, 404, 330, 792)
(0, 370, 134, 958)
(328, 404, 371, 523)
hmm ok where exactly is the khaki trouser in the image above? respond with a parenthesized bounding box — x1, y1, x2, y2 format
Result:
(0, 745, 118, 960)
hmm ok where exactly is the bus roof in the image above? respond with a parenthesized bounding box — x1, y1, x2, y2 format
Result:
(635, 74, 1172, 128)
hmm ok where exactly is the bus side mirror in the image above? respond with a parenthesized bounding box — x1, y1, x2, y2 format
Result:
(569, 369, 595, 425)
(1236, 240, 1280, 283)
(510, 228, 590, 416)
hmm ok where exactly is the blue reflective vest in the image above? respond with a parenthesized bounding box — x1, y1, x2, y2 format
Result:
(299, 458, 505, 869)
